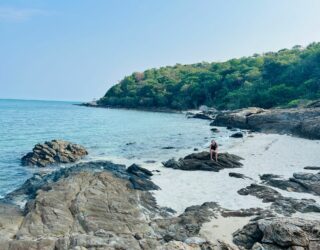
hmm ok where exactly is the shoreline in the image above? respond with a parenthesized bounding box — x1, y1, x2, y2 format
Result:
(75, 103, 183, 114)
(1, 109, 320, 248)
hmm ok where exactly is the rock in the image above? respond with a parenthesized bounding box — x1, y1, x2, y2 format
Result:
(261, 172, 320, 196)
(162, 151, 243, 172)
(261, 175, 308, 193)
(187, 110, 216, 120)
(191, 113, 213, 120)
(229, 172, 252, 180)
(259, 174, 282, 181)
(210, 127, 220, 132)
(154, 202, 220, 243)
(21, 140, 88, 167)
(233, 217, 320, 249)
(193, 148, 199, 151)
(0, 203, 24, 241)
(144, 160, 157, 163)
(233, 221, 263, 249)
(5, 161, 159, 203)
(127, 163, 153, 178)
(162, 146, 175, 149)
(230, 132, 244, 138)
(126, 142, 136, 145)
(305, 99, 320, 108)
(304, 166, 320, 170)
(0, 167, 224, 250)
(238, 184, 320, 215)
(212, 107, 320, 139)
(238, 184, 282, 203)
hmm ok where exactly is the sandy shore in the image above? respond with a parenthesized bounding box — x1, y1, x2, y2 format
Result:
(149, 132, 320, 244)
(151, 133, 320, 213)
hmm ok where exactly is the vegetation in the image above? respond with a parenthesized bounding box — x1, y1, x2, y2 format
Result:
(98, 42, 320, 110)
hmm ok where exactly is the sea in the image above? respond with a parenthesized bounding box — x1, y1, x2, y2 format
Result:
(0, 99, 233, 198)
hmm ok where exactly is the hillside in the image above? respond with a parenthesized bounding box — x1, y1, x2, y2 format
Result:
(98, 42, 320, 110)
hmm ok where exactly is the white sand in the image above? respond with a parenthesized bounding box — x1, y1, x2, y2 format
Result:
(200, 215, 252, 246)
(150, 133, 320, 214)
(148, 133, 320, 245)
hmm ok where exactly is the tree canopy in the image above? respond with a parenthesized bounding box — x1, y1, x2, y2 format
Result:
(98, 42, 320, 110)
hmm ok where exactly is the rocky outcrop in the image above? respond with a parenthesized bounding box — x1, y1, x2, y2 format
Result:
(212, 107, 320, 139)
(162, 151, 243, 172)
(5, 161, 159, 203)
(0, 162, 225, 250)
(21, 140, 88, 167)
(261, 172, 320, 196)
(233, 217, 320, 249)
(238, 184, 320, 216)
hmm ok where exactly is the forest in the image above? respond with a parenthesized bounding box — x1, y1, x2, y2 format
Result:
(98, 42, 320, 110)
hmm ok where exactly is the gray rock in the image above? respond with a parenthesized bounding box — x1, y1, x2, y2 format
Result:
(261, 172, 320, 196)
(229, 172, 252, 180)
(212, 107, 320, 139)
(238, 184, 320, 215)
(162, 151, 243, 172)
(21, 140, 88, 167)
(0, 166, 232, 250)
(233, 217, 320, 249)
(304, 166, 320, 170)
(230, 132, 244, 138)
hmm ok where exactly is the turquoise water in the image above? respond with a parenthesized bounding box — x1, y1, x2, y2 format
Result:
(0, 99, 226, 198)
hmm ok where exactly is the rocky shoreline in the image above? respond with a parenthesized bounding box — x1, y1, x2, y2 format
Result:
(1, 104, 320, 249)
(187, 102, 320, 140)
(2, 157, 319, 249)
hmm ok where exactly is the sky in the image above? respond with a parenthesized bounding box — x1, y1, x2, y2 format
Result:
(1, 0, 320, 101)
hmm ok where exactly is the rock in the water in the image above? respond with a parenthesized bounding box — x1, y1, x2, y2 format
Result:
(162, 151, 243, 172)
(230, 132, 244, 138)
(21, 140, 88, 167)
(190, 113, 213, 120)
(233, 217, 320, 249)
(212, 107, 320, 139)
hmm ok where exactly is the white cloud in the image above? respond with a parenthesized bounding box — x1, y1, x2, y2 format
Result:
(0, 7, 50, 22)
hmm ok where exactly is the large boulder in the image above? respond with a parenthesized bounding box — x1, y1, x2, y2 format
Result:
(212, 107, 320, 139)
(233, 217, 320, 249)
(162, 151, 243, 172)
(21, 140, 88, 167)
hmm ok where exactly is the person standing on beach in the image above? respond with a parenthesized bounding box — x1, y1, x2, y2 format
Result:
(210, 139, 218, 162)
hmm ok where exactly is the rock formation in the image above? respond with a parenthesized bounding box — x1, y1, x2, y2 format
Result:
(211, 107, 320, 139)
(0, 162, 224, 250)
(238, 184, 320, 216)
(233, 217, 320, 249)
(21, 140, 88, 167)
(261, 172, 320, 196)
(162, 151, 243, 172)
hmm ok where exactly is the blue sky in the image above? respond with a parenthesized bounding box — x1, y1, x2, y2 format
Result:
(1, 0, 320, 101)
